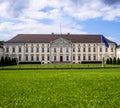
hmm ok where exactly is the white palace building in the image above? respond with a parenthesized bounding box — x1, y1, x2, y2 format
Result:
(4, 34, 117, 64)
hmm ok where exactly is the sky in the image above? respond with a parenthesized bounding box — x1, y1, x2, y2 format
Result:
(0, 0, 120, 44)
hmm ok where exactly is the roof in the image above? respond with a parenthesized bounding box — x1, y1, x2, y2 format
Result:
(5, 34, 115, 44)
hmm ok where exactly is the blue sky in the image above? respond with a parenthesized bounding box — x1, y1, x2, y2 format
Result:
(0, 0, 120, 44)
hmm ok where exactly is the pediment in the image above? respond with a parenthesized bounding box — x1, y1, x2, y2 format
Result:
(50, 37, 72, 46)
(51, 37, 71, 47)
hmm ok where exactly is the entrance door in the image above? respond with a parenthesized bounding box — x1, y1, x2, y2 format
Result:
(60, 56, 63, 62)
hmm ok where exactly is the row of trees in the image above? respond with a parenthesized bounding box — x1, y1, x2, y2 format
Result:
(0, 56, 17, 66)
(106, 57, 120, 65)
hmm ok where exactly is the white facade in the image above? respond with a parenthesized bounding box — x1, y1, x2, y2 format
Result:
(117, 46, 120, 58)
(0, 46, 4, 58)
(4, 37, 116, 64)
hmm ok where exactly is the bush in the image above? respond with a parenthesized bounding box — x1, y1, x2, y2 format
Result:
(112, 57, 116, 64)
(106, 58, 110, 64)
(116, 58, 120, 65)
(0, 56, 17, 66)
(109, 58, 112, 64)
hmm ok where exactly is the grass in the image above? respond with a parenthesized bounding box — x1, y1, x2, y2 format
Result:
(0, 69, 120, 108)
(1, 63, 120, 69)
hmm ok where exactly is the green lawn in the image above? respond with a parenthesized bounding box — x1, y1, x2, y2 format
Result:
(0, 69, 120, 108)
(1, 63, 120, 69)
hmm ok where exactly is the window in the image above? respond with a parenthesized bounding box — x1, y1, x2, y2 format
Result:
(88, 55, 91, 60)
(26, 47, 28, 52)
(36, 47, 39, 52)
(42, 55, 44, 61)
(26, 55, 28, 61)
(73, 56, 75, 60)
(106, 48, 108, 52)
(73, 48, 75, 52)
(54, 48, 56, 52)
(83, 55, 86, 60)
(83, 48, 86, 52)
(31, 55, 34, 61)
(78, 55, 80, 60)
(88, 48, 91, 52)
(42, 44, 44, 47)
(100, 48, 102, 52)
(66, 56, 69, 61)
(47, 48, 50, 52)
(36, 55, 39, 61)
(19, 47, 21, 52)
(6, 47, 9, 53)
(60, 48, 62, 52)
(42, 48, 44, 52)
(47, 56, 50, 61)
(93, 47, 96, 52)
(111, 48, 113, 52)
(93, 55, 96, 60)
(12, 47, 15, 53)
(66, 48, 69, 52)
(78, 48, 80, 52)
(31, 47, 34, 52)
(54, 56, 56, 61)
(19, 54, 21, 61)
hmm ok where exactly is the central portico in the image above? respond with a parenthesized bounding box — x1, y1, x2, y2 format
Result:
(50, 37, 72, 63)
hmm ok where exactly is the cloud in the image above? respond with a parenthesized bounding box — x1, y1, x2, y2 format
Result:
(8, 0, 30, 17)
(0, 0, 120, 42)
(0, 0, 30, 18)
(102, 0, 120, 5)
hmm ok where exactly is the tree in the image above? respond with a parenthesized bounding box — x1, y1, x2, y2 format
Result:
(109, 58, 112, 64)
(112, 57, 116, 64)
(5, 56, 9, 66)
(106, 58, 110, 64)
(1, 56, 5, 66)
(116, 58, 120, 65)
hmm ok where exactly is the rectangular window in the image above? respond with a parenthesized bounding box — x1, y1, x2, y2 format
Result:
(47, 48, 50, 52)
(31, 47, 34, 52)
(78, 48, 80, 52)
(26, 47, 28, 52)
(66, 48, 69, 52)
(93, 55, 96, 60)
(54, 48, 56, 52)
(66, 56, 69, 61)
(93, 47, 96, 52)
(36, 47, 39, 52)
(12, 47, 15, 53)
(42, 48, 44, 52)
(111, 48, 113, 52)
(26, 55, 28, 61)
(19, 54, 21, 61)
(36, 55, 39, 61)
(83, 48, 85, 52)
(47, 56, 50, 61)
(60, 48, 62, 52)
(100, 48, 102, 52)
(106, 48, 108, 52)
(83, 55, 86, 60)
(73, 48, 75, 52)
(6, 47, 9, 53)
(78, 55, 80, 60)
(54, 56, 56, 61)
(42, 55, 44, 61)
(31, 55, 34, 61)
(73, 56, 75, 60)
(19, 47, 21, 52)
(88, 48, 91, 52)
(88, 55, 91, 60)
